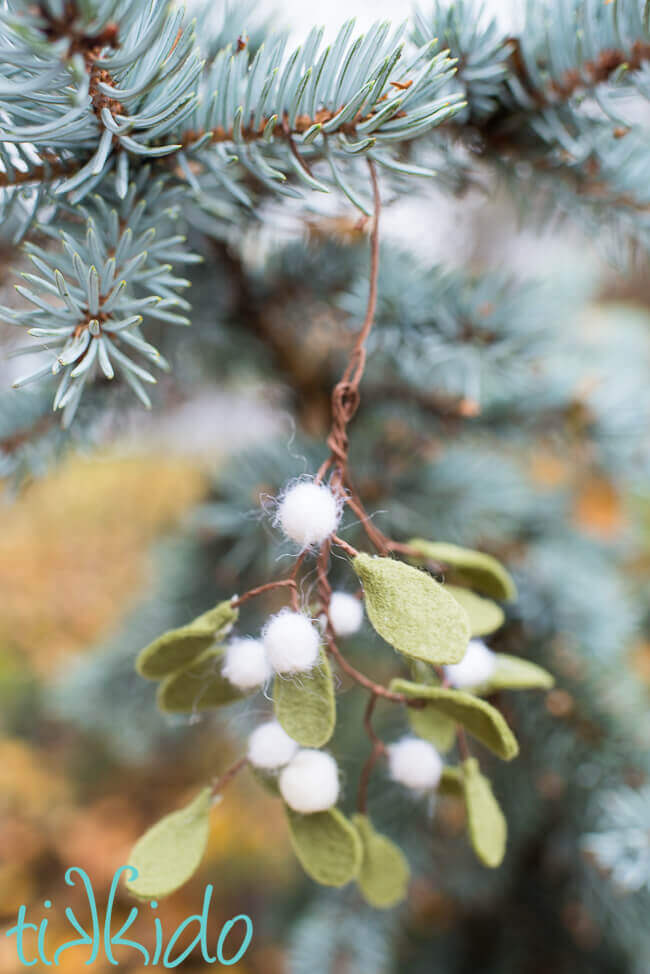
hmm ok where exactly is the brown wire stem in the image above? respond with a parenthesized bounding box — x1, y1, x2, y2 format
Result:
(357, 693, 387, 813)
(331, 534, 359, 558)
(211, 755, 248, 797)
(457, 727, 471, 761)
(318, 159, 381, 499)
(435, 665, 472, 758)
(231, 578, 297, 608)
(324, 632, 408, 703)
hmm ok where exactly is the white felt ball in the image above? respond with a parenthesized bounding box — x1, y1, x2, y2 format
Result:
(388, 737, 443, 791)
(276, 480, 340, 547)
(222, 638, 271, 690)
(248, 721, 298, 770)
(279, 749, 340, 813)
(444, 639, 497, 689)
(262, 610, 320, 674)
(329, 591, 363, 637)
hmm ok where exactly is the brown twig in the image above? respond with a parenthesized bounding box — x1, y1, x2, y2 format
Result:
(331, 534, 359, 558)
(231, 578, 297, 608)
(315, 159, 388, 566)
(211, 755, 248, 796)
(283, 115, 317, 179)
(435, 665, 472, 758)
(357, 693, 387, 813)
(316, 539, 333, 605)
(0, 413, 57, 453)
(0, 158, 81, 190)
(504, 36, 650, 111)
(457, 727, 471, 761)
(342, 491, 391, 555)
(180, 108, 406, 152)
(324, 631, 409, 703)
(288, 550, 308, 610)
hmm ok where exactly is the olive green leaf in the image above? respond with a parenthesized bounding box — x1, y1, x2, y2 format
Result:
(409, 703, 456, 752)
(408, 539, 517, 601)
(462, 758, 507, 868)
(136, 601, 238, 680)
(485, 654, 554, 692)
(352, 814, 410, 909)
(444, 585, 504, 637)
(438, 765, 464, 797)
(126, 788, 212, 899)
(274, 651, 336, 748)
(353, 553, 470, 665)
(390, 679, 519, 761)
(156, 647, 248, 713)
(286, 807, 362, 887)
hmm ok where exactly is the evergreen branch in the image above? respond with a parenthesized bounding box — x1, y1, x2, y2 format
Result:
(508, 35, 650, 107)
(0, 412, 57, 454)
(0, 1, 202, 204)
(0, 156, 80, 189)
(181, 20, 464, 209)
(503, 0, 650, 111)
(413, 0, 513, 122)
(3, 169, 198, 425)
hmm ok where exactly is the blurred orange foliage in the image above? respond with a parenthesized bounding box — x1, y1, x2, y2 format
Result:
(0, 453, 206, 673)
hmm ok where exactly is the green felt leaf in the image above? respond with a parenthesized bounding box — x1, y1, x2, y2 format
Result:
(438, 765, 464, 797)
(408, 539, 517, 601)
(408, 702, 456, 753)
(444, 585, 505, 637)
(353, 553, 470, 665)
(486, 654, 555, 692)
(286, 806, 362, 888)
(126, 788, 211, 899)
(273, 651, 336, 748)
(462, 758, 507, 868)
(390, 679, 519, 761)
(156, 647, 247, 713)
(136, 601, 238, 680)
(352, 814, 410, 909)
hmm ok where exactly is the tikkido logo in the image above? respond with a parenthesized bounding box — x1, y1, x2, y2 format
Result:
(5, 867, 253, 968)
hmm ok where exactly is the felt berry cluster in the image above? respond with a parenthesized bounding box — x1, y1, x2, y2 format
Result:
(128, 165, 554, 908)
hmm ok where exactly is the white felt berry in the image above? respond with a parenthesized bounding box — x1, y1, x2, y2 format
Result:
(248, 720, 298, 770)
(388, 737, 443, 791)
(222, 638, 271, 690)
(329, 591, 363, 637)
(276, 480, 340, 547)
(279, 749, 340, 813)
(262, 609, 320, 675)
(444, 638, 496, 689)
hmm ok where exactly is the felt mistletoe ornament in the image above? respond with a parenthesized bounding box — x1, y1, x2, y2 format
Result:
(130, 164, 554, 908)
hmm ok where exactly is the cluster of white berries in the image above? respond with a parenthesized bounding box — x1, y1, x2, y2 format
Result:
(444, 638, 496, 689)
(248, 723, 447, 811)
(221, 477, 365, 691)
(222, 596, 364, 692)
(221, 609, 320, 691)
(385, 644, 498, 794)
(225, 478, 366, 815)
(276, 479, 342, 548)
(247, 721, 340, 814)
(225, 480, 499, 819)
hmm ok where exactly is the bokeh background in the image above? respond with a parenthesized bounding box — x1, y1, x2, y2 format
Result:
(2, 1, 650, 972)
